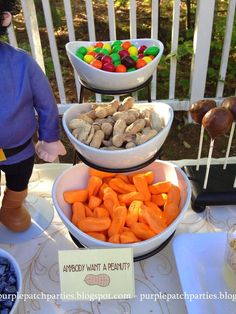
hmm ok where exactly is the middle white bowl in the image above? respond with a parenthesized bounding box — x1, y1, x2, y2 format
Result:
(63, 102, 173, 169)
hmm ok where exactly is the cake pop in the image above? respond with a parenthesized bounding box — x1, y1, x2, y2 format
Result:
(189, 99, 216, 170)
(202, 107, 233, 189)
(221, 97, 236, 169)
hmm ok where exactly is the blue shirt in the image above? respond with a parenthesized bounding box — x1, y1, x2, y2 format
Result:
(0, 42, 60, 165)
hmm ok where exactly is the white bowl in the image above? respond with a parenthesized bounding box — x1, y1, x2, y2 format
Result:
(0, 248, 22, 314)
(52, 160, 191, 258)
(66, 38, 164, 90)
(62, 102, 174, 169)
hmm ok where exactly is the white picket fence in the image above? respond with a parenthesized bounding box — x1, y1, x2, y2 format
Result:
(7, 0, 236, 113)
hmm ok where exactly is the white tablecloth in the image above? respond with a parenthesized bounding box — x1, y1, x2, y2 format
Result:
(0, 158, 236, 314)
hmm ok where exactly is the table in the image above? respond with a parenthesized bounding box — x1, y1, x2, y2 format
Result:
(0, 158, 236, 314)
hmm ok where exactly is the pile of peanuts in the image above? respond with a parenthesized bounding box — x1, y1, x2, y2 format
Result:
(68, 97, 163, 150)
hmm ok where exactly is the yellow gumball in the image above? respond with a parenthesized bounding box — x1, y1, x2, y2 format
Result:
(142, 56, 152, 63)
(128, 46, 138, 56)
(84, 54, 95, 64)
(103, 43, 112, 53)
(87, 45, 95, 52)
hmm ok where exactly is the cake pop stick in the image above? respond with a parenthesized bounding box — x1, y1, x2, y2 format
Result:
(202, 107, 233, 189)
(221, 96, 236, 170)
(189, 100, 216, 171)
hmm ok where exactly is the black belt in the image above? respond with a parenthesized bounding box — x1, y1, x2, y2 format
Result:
(1, 138, 32, 158)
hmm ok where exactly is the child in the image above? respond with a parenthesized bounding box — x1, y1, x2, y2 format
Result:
(0, 0, 66, 232)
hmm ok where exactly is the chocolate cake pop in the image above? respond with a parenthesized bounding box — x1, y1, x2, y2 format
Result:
(202, 107, 233, 139)
(221, 96, 236, 121)
(202, 107, 233, 189)
(190, 99, 216, 124)
(189, 99, 216, 171)
(221, 97, 236, 169)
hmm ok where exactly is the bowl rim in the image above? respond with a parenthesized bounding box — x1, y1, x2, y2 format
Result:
(62, 102, 174, 155)
(65, 38, 164, 76)
(52, 160, 191, 248)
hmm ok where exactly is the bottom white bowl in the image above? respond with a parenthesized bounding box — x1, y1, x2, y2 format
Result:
(52, 160, 191, 258)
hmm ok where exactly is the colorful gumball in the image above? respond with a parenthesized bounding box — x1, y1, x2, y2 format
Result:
(142, 56, 152, 63)
(128, 46, 138, 56)
(112, 40, 122, 47)
(110, 53, 120, 63)
(122, 41, 131, 50)
(94, 47, 102, 53)
(103, 43, 112, 53)
(136, 59, 147, 69)
(95, 53, 104, 60)
(121, 56, 136, 68)
(114, 60, 121, 67)
(112, 45, 122, 53)
(90, 59, 102, 69)
(75, 51, 83, 59)
(76, 46, 87, 56)
(131, 55, 138, 62)
(87, 51, 96, 57)
(144, 46, 159, 56)
(102, 62, 115, 72)
(86, 45, 95, 52)
(127, 67, 136, 72)
(116, 64, 127, 72)
(101, 55, 113, 64)
(138, 53, 144, 59)
(119, 50, 129, 58)
(100, 48, 110, 55)
(84, 55, 95, 64)
(95, 42, 103, 48)
(138, 45, 147, 54)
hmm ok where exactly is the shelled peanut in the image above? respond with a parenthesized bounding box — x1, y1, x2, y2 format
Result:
(63, 168, 181, 244)
(68, 97, 163, 150)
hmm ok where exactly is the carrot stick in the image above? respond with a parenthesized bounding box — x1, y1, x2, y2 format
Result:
(89, 168, 115, 178)
(108, 206, 127, 237)
(88, 195, 102, 210)
(87, 232, 106, 242)
(166, 184, 181, 206)
(84, 205, 94, 217)
(144, 201, 163, 216)
(64, 189, 88, 204)
(151, 193, 168, 207)
(128, 171, 154, 184)
(98, 183, 109, 199)
(126, 200, 143, 227)
(109, 178, 136, 194)
(120, 230, 140, 243)
(130, 222, 156, 240)
(94, 207, 110, 218)
(133, 175, 151, 201)
(118, 192, 145, 205)
(77, 217, 111, 232)
(163, 202, 180, 225)
(87, 176, 103, 197)
(140, 205, 166, 234)
(71, 202, 86, 226)
(115, 174, 130, 184)
(108, 234, 120, 243)
(149, 181, 172, 195)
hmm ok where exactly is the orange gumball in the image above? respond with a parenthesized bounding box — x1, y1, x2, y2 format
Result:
(95, 42, 104, 48)
(149, 55, 155, 60)
(136, 59, 147, 69)
(122, 41, 131, 50)
(116, 64, 127, 72)
(87, 51, 96, 57)
(90, 59, 102, 69)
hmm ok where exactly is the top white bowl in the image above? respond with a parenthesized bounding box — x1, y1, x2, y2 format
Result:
(0, 248, 22, 314)
(66, 38, 164, 90)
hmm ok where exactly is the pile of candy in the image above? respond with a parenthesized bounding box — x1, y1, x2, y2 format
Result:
(0, 256, 18, 313)
(75, 40, 160, 72)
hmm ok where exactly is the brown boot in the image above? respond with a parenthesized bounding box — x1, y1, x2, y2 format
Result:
(0, 188, 31, 232)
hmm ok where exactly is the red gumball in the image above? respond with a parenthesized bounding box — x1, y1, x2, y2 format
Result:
(138, 53, 144, 59)
(119, 50, 129, 58)
(102, 62, 115, 72)
(101, 55, 113, 64)
(95, 53, 104, 61)
(138, 45, 147, 54)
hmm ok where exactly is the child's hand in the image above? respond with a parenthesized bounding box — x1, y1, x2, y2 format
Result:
(35, 141, 66, 162)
